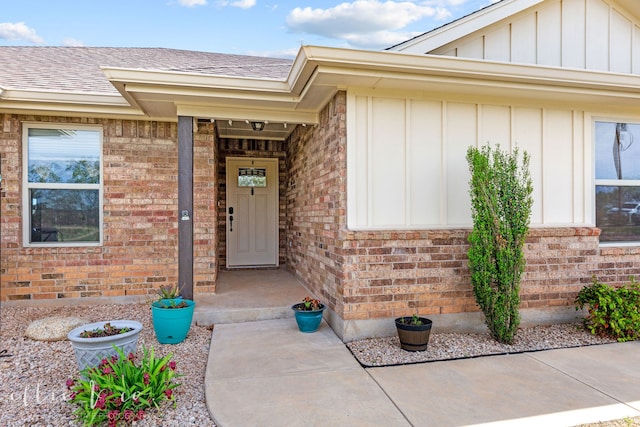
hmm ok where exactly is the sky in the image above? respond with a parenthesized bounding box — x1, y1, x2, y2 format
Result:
(0, 0, 499, 58)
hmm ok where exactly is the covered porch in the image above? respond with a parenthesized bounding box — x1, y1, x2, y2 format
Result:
(193, 267, 310, 326)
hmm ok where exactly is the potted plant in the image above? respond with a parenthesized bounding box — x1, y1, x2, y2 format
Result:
(151, 284, 195, 344)
(395, 315, 433, 352)
(291, 296, 325, 333)
(67, 320, 143, 371)
(66, 345, 180, 426)
(156, 284, 183, 305)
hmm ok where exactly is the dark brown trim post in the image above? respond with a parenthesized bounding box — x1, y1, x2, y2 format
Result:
(178, 116, 193, 300)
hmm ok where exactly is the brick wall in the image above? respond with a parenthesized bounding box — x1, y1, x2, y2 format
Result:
(217, 138, 287, 268)
(339, 228, 608, 321)
(0, 114, 217, 301)
(193, 122, 217, 292)
(286, 92, 347, 313)
(598, 245, 640, 285)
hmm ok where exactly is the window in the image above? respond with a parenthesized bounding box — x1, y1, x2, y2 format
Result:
(594, 121, 640, 243)
(237, 167, 267, 187)
(23, 124, 102, 245)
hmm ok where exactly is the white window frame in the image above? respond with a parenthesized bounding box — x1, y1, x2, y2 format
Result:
(593, 118, 640, 247)
(22, 123, 103, 247)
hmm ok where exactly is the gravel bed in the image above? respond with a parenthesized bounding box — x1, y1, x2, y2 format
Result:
(1, 304, 636, 427)
(347, 323, 618, 367)
(0, 303, 216, 427)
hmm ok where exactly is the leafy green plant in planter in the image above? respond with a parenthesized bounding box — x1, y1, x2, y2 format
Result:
(157, 284, 181, 301)
(66, 345, 181, 427)
(575, 276, 640, 342)
(292, 297, 325, 333)
(466, 144, 533, 344)
(398, 315, 424, 326)
(395, 314, 433, 351)
(79, 323, 132, 338)
(151, 285, 195, 344)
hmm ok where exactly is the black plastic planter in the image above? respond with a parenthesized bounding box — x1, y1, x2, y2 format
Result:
(395, 317, 433, 352)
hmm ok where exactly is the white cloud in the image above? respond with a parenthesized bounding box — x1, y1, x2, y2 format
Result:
(62, 37, 85, 47)
(0, 22, 43, 43)
(178, 0, 207, 7)
(231, 0, 255, 8)
(217, 0, 256, 8)
(342, 30, 425, 48)
(286, 1, 451, 48)
(246, 46, 300, 59)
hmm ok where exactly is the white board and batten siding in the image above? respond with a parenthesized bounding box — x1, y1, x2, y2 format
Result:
(346, 93, 590, 230)
(431, 0, 640, 75)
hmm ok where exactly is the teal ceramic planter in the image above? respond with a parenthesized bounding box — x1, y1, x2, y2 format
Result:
(151, 299, 195, 344)
(292, 303, 325, 333)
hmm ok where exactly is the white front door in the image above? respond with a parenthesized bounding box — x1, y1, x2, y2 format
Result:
(226, 157, 278, 267)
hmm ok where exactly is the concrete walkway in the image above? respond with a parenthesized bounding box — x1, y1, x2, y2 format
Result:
(205, 318, 640, 427)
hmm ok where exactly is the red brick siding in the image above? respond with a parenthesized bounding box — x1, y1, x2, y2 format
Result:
(286, 92, 347, 313)
(598, 246, 640, 285)
(193, 122, 217, 292)
(0, 114, 217, 301)
(338, 228, 611, 321)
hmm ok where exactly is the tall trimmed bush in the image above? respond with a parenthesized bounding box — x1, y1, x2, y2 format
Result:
(466, 144, 533, 344)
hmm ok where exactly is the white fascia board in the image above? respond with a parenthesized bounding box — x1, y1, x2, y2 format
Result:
(286, 46, 321, 96)
(124, 83, 302, 104)
(0, 88, 147, 118)
(388, 0, 544, 54)
(0, 101, 149, 119)
(0, 88, 130, 106)
(300, 46, 640, 94)
(102, 67, 291, 94)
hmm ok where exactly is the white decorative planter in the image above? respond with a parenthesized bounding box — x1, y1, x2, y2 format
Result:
(67, 320, 143, 371)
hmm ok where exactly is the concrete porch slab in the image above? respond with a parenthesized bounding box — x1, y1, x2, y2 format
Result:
(194, 268, 309, 325)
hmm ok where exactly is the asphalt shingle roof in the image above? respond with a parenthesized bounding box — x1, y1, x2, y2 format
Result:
(0, 47, 293, 95)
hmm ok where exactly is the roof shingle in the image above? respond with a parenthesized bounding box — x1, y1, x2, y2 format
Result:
(0, 47, 293, 94)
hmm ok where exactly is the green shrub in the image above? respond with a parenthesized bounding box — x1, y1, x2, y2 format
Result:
(575, 277, 640, 342)
(67, 345, 181, 426)
(466, 144, 533, 344)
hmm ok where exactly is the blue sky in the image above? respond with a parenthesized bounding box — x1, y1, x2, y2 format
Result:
(0, 0, 498, 58)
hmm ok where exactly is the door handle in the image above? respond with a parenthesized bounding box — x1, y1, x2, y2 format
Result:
(229, 215, 233, 232)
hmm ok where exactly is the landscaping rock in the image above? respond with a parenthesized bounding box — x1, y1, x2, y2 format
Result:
(25, 316, 89, 341)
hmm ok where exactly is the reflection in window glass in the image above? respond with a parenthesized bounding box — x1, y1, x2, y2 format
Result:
(596, 186, 640, 242)
(238, 167, 267, 187)
(595, 121, 640, 243)
(30, 189, 100, 242)
(28, 129, 100, 184)
(25, 126, 102, 245)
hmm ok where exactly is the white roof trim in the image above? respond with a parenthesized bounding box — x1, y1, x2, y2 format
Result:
(0, 88, 130, 106)
(388, 0, 544, 54)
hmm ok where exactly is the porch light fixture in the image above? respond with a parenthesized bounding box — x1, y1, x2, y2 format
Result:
(250, 121, 265, 132)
